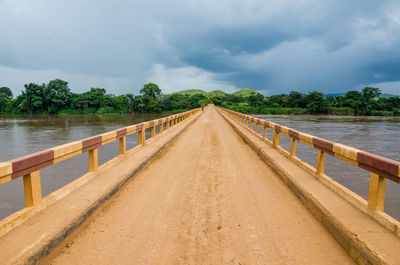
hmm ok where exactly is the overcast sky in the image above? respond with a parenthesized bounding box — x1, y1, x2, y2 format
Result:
(1, 0, 400, 96)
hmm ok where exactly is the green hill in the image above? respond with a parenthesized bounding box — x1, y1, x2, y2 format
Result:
(171, 89, 207, 96)
(208, 90, 227, 97)
(233, 88, 260, 97)
(171, 88, 261, 97)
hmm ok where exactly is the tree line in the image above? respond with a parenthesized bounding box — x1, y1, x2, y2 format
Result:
(0, 79, 399, 115)
(222, 87, 400, 115)
(0, 80, 208, 114)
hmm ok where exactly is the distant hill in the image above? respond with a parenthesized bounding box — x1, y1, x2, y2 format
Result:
(233, 88, 260, 97)
(208, 90, 227, 97)
(170, 88, 261, 97)
(171, 89, 207, 96)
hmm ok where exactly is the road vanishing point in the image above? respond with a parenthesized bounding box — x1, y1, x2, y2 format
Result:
(1, 106, 400, 265)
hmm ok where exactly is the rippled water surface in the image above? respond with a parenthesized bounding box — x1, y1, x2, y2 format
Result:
(254, 115, 400, 220)
(0, 114, 399, 220)
(0, 113, 164, 219)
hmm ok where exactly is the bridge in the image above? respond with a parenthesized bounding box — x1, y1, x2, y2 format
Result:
(0, 105, 399, 264)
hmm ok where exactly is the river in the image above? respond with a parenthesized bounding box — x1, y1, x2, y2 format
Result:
(0, 114, 399, 220)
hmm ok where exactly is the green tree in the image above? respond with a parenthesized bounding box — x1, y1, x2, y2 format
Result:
(45, 79, 72, 113)
(360, 87, 381, 115)
(20, 83, 46, 112)
(340, 91, 362, 114)
(248, 93, 265, 107)
(111, 95, 128, 112)
(0, 87, 13, 112)
(304, 91, 330, 114)
(139, 83, 162, 112)
(287, 91, 304, 108)
(140, 83, 161, 99)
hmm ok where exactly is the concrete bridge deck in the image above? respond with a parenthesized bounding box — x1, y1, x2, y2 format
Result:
(44, 107, 352, 265)
(1, 106, 400, 265)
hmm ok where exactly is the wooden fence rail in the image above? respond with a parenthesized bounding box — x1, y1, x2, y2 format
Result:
(218, 107, 400, 233)
(0, 109, 200, 215)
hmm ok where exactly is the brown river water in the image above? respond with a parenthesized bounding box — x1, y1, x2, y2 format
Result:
(0, 114, 399, 220)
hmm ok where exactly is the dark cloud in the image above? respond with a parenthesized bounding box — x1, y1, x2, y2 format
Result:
(1, 0, 400, 95)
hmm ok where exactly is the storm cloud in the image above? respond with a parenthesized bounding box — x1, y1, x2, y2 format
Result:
(1, 0, 400, 95)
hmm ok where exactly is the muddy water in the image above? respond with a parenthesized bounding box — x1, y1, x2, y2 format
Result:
(0, 114, 399, 220)
(0, 113, 164, 219)
(254, 115, 400, 220)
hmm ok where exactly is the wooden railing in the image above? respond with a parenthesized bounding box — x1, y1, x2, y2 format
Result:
(218, 107, 400, 232)
(0, 109, 200, 221)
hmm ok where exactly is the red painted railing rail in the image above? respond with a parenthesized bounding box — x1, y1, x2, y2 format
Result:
(0, 109, 200, 213)
(218, 107, 400, 221)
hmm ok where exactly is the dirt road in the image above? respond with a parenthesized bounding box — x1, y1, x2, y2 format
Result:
(46, 107, 353, 265)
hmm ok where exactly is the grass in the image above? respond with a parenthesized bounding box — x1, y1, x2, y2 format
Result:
(171, 89, 207, 96)
(208, 90, 227, 97)
(233, 88, 260, 97)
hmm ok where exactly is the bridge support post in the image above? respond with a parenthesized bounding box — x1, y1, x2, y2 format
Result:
(368, 173, 386, 212)
(166, 120, 170, 129)
(23, 170, 42, 207)
(89, 149, 98, 173)
(151, 126, 156, 138)
(273, 130, 280, 148)
(255, 123, 259, 135)
(290, 138, 297, 157)
(138, 129, 145, 145)
(316, 150, 325, 176)
(263, 126, 267, 138)
(119, 136, 126, 155)
(160, 123, 164, 134)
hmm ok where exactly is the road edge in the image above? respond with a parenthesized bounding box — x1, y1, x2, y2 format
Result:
(14, 111, 204, 265)
(217, 108, 386, 265)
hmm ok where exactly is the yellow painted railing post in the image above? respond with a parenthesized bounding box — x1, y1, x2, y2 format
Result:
(290, 138, 297, 157)
(249, 120, 252, 130)
(273, 130, 280, 148)
(151, 126, 156, 138)
(263, 126, 267, 138)
(119, 136, 126, 155)
(23, 170, 42, 207)
(89, 149, 98, 173)
(166, 120, 170, 129)
(368, 173, 386, 212)
(316, 150, 325, 176)
(138, 129, 145, 145)
(255, 123, 259, 135)
(160, 123, 164, 134)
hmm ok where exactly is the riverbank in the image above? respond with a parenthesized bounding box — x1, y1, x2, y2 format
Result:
(0, 108, 191, 116)
(224, 105, 400, 116)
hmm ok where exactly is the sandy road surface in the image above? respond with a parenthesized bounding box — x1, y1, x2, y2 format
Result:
(46, 107, 353, 265)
